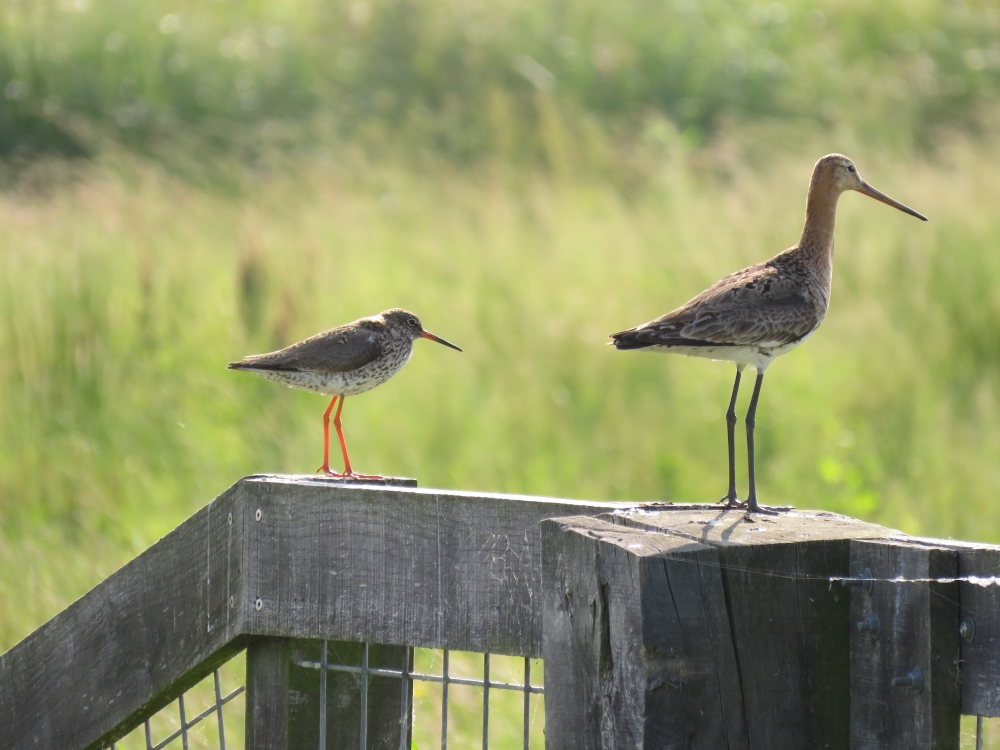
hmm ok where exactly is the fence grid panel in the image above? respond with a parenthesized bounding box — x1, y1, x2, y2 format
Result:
(294, 641, 544, 749)
(109, 655, 246, 750)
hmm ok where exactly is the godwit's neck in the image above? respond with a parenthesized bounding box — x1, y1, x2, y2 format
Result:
(798, 185, 840, 270)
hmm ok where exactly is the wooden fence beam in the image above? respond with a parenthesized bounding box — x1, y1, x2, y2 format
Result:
(241, 476, 625, 656)
(245, 638, 293, 749)
(0, 476, 623, 750)
(952, 544, 1000, 716)
(0, 482, 248, 750)
(848, 539, 960, 749)
(541, 515, 748, 749)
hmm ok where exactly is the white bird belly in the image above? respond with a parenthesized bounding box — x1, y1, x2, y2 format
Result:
(645, 333, 812, 370)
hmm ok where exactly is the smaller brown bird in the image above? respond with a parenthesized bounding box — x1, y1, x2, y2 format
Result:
(228, 309, 461, 478)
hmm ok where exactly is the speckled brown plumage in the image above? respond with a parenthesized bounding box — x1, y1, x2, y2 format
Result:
(611, 154, 927, 511)
(229, 308, 461, 478)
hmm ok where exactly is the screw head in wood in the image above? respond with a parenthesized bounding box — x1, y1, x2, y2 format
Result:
(960, 616, 976, 643)
(255, 597, 263, 611)
(229, 596, 234, 608)
(840, 567, 874, 594)
(228, 512, 233, 526)
(856, 613, 880, 639)
(255, 509, 262, 522)
(891, 667, 924, 693)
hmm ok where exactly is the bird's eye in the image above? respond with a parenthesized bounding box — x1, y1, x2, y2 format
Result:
(847, 165, 856, 173)
(408, 318, 418, 327)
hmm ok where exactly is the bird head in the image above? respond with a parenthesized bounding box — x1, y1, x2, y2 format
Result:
(812, 154, 927, 221)
(381, 309, 463, 351)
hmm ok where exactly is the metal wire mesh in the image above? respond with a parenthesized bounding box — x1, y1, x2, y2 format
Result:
(294, 641, 544, 749)
(109, 659, 245, 750)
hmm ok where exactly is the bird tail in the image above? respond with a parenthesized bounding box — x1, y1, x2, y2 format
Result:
(228, 360, 300, 372)
(608, 330, 655, 350)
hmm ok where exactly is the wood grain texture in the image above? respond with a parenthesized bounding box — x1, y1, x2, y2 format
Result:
(240, 476, 622, 656)
(542, 515, 748, 750)
(0, 483, 248, 750)
(957, 545, 1000, 716)
(849, 540, 960, 750)
(245, 638, 292, 749)
(890, 536, 1000, 717)
(0, 476, 619, 750)
(609, 507, 905, 749)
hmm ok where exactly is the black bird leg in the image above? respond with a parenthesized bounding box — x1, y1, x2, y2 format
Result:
(745, 369, 766, 512)
(720, 366, 744, 507)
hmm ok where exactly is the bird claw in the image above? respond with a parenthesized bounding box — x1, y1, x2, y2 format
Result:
(719, 494, 745, 509)
(316, 466, 383, 480)
(343, 471, 383, 480)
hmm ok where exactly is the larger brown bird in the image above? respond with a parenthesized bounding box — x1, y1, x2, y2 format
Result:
(229, 309, 461, 478)
(610, 154, 927, 511)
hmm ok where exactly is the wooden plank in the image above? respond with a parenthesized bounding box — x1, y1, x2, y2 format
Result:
(0, 483, 249, 750)
(0, 477, 621, 750)
(882, 536, 1000, 716)
(241, 476, 624, 656)
(610, 507, 903, 749)
(541, 515, 748, 749)
(245, 638, 292, 750)
(849, 540, 960, 749)
(958, 546, 1000, 715)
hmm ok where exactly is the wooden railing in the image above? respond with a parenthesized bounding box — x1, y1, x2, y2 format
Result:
(2, 475, 999, 748)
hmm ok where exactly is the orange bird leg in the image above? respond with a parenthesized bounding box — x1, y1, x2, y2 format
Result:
(332, 397, 381, 479)
(317, 396, 345, 477)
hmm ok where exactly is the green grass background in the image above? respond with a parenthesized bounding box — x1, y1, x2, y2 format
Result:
(4, 0, 1000, 747)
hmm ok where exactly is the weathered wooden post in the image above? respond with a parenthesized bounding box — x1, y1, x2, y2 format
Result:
(957, 544, 1000, 717)
(540, 506, 912, 749)
(541, 516, 747, 749)
(848, 540, 960, 748)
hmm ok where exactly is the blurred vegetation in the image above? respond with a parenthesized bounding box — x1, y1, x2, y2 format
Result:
(1, 0, 1000, 170)
(4, 2, 1000, 748)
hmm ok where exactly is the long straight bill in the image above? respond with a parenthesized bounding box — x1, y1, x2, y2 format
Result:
(421, 330, 463, 351)
(857, 181, 928, 221)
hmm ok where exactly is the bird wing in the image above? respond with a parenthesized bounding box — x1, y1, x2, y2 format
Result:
(230, 321, 384, 373)
(612, 261, 821, 348)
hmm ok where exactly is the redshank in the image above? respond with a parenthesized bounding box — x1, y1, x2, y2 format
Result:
(228, 308, 461, 478)
(610, 154, 927, 511)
